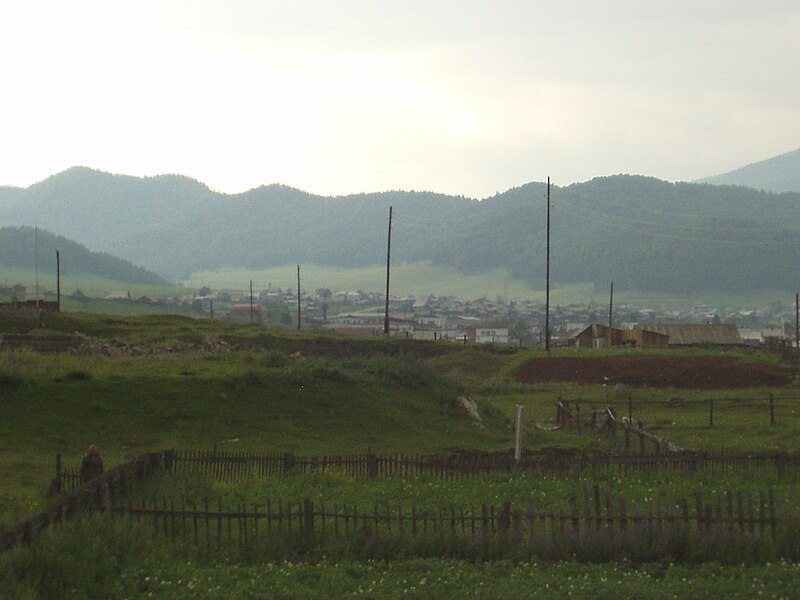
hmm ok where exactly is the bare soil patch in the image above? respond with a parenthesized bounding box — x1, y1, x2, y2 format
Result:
(513, 355, 792, 389)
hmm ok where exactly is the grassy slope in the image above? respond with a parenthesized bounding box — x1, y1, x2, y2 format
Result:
(450, 347, 800, 453)
(0, 314, 513, 526)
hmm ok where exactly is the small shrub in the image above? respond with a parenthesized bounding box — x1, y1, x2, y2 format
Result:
(289, 358, 351, 385)
(63, 369, 92, 382)
(262, 351, 289, 369)
(239, 370, 267, 386)
(345, 354, 435, 388)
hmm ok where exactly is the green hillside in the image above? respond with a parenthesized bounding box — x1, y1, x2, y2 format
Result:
(0, 226, 171, 287)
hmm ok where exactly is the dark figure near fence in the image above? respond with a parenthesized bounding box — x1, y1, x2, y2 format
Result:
(80, 445, 104, 483)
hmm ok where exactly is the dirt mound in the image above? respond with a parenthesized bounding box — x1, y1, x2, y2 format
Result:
(513, 355, 792, 389)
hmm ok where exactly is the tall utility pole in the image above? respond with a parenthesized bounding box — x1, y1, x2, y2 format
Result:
(35, 222, 40, 306)
(56, 250, 61, 313)
(795, 292, 799, 359)
(608, 281, 614, 329)
(545, 178, 551, 352)
(296, 264, 302, 330)
(383, 206, 393, 336)
(249, 280, 254, 323)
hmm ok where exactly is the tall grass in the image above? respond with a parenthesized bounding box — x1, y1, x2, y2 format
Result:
(0, 514, 172, 600)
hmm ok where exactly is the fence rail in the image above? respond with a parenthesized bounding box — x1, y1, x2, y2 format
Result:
(111, 485, 797, 561)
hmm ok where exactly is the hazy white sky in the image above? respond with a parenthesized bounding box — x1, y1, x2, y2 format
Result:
(1, 1, 798, 198)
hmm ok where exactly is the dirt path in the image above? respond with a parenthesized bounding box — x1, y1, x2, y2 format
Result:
(513, 355, 793, 389)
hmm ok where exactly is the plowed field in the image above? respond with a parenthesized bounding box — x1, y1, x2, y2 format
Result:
(513, 355, 792, 389)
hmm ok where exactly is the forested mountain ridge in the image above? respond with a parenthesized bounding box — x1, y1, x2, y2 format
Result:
(2, 167, 800, 294)
(0, 226, 171, 286)
(698, 148, 800, 193)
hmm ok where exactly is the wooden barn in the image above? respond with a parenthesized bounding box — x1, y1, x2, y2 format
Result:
(572, 324, 669, 349)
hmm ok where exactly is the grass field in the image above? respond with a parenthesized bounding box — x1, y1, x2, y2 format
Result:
(3, 312, 800, 598)
(0, 267, 185, 300)
(184, 262, 796, 309)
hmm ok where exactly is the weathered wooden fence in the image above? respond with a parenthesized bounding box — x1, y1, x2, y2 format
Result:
(557, 398, 689, 454)
(112, 485, 799, 561)
(52, 449, 800, 500)
(2, 451, 173, 550)
(143, 448, 800, 482)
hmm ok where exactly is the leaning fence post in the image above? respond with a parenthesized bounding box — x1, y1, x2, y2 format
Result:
(283, 452, 295, 476)
(303, 499, 315, 546)
(368, 452, 378, 479)
(499, 501, 512, 534)
(164, 449, 176, 472)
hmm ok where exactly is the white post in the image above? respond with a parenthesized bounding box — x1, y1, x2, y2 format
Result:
(514, 404, 524, 462)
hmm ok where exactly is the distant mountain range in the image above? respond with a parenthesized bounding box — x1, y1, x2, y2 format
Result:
(697, 148, 800, 193)
(1, 152, 800, 295)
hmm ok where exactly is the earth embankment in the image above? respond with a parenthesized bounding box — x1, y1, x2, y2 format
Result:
(513, 355, 792, 389)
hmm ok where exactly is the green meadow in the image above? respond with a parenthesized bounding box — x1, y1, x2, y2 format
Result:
(185, 262, 795, 309)
(0, 267, 185, 300)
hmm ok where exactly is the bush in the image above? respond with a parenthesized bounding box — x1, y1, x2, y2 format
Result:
(344, 354, 435, 388)
(63, 369, 92, 382)
(289, 358, 351, 385)
(262, 351, 289, 369)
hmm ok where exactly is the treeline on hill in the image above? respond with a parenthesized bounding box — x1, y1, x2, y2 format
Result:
(0, 227, 170, 286)
(3, 167, 800, 293)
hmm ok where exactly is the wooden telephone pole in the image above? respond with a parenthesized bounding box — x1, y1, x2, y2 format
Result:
(56, 250, 61, 313)
(608, 281, 614, 329)
(297, 265, 302, 330)
(383, 206, 393, 336)
(249, 280, 254, 323)
(545, 178, 551, 351)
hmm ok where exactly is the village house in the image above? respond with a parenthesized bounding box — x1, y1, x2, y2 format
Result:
(466, 326, 510, 344)
(571, 324, 669, 348)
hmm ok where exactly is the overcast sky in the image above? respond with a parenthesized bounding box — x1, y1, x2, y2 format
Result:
(1, 1, 798, 198)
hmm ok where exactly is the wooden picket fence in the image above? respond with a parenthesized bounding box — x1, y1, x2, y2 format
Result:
(2, 451, 173, 550)
(111, 485, 799, 562)
(54, 448, 800, 497)
(169, 448, 800, 480)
